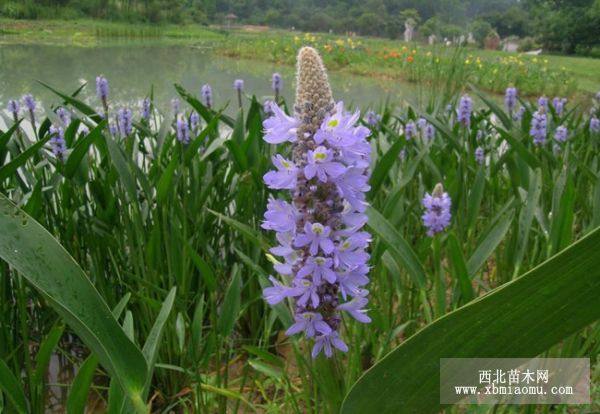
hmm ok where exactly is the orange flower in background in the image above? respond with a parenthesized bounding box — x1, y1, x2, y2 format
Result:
(407, 55, 414, 63)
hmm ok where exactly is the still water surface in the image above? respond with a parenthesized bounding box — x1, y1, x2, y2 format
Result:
(0, 41, 421, 119)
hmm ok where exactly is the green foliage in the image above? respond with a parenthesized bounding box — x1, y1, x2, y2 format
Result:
(0, 76, 599, 412)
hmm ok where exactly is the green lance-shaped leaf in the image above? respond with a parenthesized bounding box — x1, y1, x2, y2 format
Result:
(0, 194, 148, 412)
(342, 226, 600, 414)
(366, 206, 426, 288)
(0, 358, 29, 414)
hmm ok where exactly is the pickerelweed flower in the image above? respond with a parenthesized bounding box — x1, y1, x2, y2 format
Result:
(553, 97, 566, 116)
(538, 96, 548, 110)
(96, 76, 109, 113)
(141, 98, 151, 121)
(458, 94, 472, 128)
(201, 84, 212, 109)
(109, 120, 118, 136)
(475, 147, 484, 164)
(190, 111, 200, 133)
(56, 107, 71, 126)
(176, 116, 190, 145)
(171, 98, 180, 116)
(422, 183, 452, 236)
(530, 109, 547, 145)
(365, 110, 380, 126)
(514, 106, 525, 122)
(22, 94, 36, 129)
(505, 87, 517, 113)
(554, 125, 568, 142)
(49, 125, 66, 161)
(7, 99, 19, 119)
(272, 73, 282, 102)
(234, 79, 244, 108)
(261, 47, 372, 358)
(117, 108, 133, 136)
(404, 121, 417, 140)
(417, 118, 435, 140)
(591, 116, 600, 134)
(79, 125, 89, 136)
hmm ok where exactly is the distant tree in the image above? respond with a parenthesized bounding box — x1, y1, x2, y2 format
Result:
(469, 19, 493, 46)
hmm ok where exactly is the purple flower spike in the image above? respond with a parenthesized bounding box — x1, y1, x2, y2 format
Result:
(365, 110, 380, 126)
(176, 116, 190, 144)
(141, 98, 151, 120)
(56, 107, 71, 126)
(272, 73, 282, 101)
(553, 97, 566, 116)
(422, 183, 452, 237)
(7, 99, 19, 118)
(591, 116, 600, 134)
(458, 94, 472, 128)
(117, 108, 133, 136)
(49, 125, 67, 161)
(22, 94, 35, 112)
(233, 79, 244, 91)
(505, 87, 517, 113)
(475, 146, 484, 164)
(538, 96, 548, 110)
(261, 47, 371, 358)
(96, 76, 109, 113)
(201, 84, 213, 108)
(404, 121, 417, 140)
(530, 109, 547, 145)
(554, 125, 568, 143)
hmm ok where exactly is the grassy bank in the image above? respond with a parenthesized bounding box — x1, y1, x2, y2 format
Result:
(1, 18, 600, 96)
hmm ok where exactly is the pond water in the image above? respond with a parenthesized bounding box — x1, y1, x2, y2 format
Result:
(0, 41, 423, 119)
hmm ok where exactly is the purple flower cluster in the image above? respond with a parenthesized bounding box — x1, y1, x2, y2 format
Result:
(417, 117, 435, 140)
(22, 94, 36, 127)
(233, 79, 244, 92)
(404, 121, 417, 140)
(475, 146, 484, 164)
(201, 84, 212, 109)
(7, 99, 19, 118)
(458, 95, 472, 128)
(591, 116, 600, 134)
(49, 125, 66, 160)
(513, 106, 525, 122)
(553, 97, 566, 116)
(505, 87, 517, 113)
(530, 109, 547, 145)
(538, 96, 548, 110)
(190, 111, 200, 133)
(117, 108, 133, 136)
(176, 117, 190, 144)
(272, 73, 282, 101)
(365, 110, 381, 126)
(261, 101, 372, 358)
(56, 107, 71, 126)
(141, 98, 151, 120)
(96, 76, 109, 112)
(422, 184, 452, 237)
(554, 125, 568, 143)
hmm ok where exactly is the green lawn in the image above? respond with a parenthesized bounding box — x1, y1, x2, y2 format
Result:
(1, 18, 599, 96)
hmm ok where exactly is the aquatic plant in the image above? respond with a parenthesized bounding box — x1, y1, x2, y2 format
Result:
(530, 108, 547, 145)
(261, 47, 372, 358)
(421, 183, 452, 237)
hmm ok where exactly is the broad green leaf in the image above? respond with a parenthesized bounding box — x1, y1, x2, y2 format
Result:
(0, 358, 28, 414)
(342, 226, 600, 414)
(466, 209, 514, 276)
(513, 169, 542, 275)
(64, 121, 105, 178)
(0, 135, 50, 182)
(366, 206, 426, 288)
(67, 294, 132, 414)
(369, 132, 403, 195)
(446, 233, 474, 303)
(0, 195, 147, 412)
(466, 167, 485, 230)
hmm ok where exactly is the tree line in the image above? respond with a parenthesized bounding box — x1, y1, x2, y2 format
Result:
(1, 0, 599, 56)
